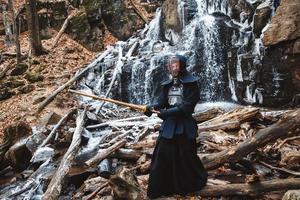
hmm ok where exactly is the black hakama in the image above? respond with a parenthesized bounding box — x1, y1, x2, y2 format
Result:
(147, 135, 208, 199)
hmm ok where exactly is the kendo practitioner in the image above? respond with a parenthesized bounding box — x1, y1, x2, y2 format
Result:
(144, 55, 208, 199)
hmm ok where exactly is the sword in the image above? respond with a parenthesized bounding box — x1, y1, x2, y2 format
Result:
(69, 89, 159, 114)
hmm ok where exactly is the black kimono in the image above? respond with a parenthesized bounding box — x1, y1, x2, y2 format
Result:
(147, 72, 208, 199)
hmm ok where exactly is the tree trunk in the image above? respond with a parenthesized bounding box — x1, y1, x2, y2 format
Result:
(7, 0, 21, 64)
(2, 4, 13, 46)
(25, 0, 44, 56)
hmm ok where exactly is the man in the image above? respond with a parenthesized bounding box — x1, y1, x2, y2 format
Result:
(144, 55, 208, 199)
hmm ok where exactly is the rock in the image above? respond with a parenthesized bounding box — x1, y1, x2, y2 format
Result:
(0, 79, 26, 89)
(1, 122, 32, 170)
(86, 111, 102, 125)
(292, 38, 300, 54)
(109, 167, 145, 199)
(282, 190, 300, 200)
(40, 111, 62, 126)
(10, 63, 28, 76)
(262, 0, 300, 46)
(66, 9, 104, 51)
(0, 88, 14, 101)
(30, 147, 55, 164)
(101, 0, 145, 41)
(5, 138, 32, 170)
(17, 84, 35, 94)
(162, 0, 182, 33)
(4, 129, 47, 170)
(228, 0, 254, 23)
(32, 59, 40, 65)
(24, 72, 44, 83)
(253, 1, 272, 37)
(32, 94, 46, 104)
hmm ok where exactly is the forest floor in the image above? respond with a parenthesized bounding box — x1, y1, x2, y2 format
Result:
(0, 28, 118, 142)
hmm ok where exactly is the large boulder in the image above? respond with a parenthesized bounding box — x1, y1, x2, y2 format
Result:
(253, 1, 272, 37)
(228, 0, 254, 23)
(161, 0, 182, 34)
(262, 0, 300, 46)
(0, 88, 14, 101)
(101, 0, 145, 40)
(0, 122, 32, 170)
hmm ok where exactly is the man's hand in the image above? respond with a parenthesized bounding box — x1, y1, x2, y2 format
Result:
(144, 105, 153, 117)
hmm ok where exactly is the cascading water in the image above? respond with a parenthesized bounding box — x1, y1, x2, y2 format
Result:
(77, 0, 278, 108)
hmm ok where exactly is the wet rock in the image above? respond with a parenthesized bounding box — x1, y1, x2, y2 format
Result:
(24, 72, 44, 83)
(26, 131, 47, 153)
(253, 1, 272, 37)
(30, 147, 55, 164)
(0, 88, 14, 101)
(260, 42, 299, 106)
(228, 0, 254, 23)
(17, 84, 35, 94)
(97, 159, 112, 178)
(10, 63, 28, 76)
(4, 128, 47, 170)
(40, 111, 62, 126)
(283, 190, 300, 200)
(86, 111, 102, 125)
(262, 0, 300, 46)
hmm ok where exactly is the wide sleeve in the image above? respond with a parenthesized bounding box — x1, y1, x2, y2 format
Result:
(151, 85, 168, 110)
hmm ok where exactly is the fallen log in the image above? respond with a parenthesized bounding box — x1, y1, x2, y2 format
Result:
(202, 109, 300, 170)
(37, 48, 112, 113)
(86, 116, 148, 129)
(129, 0, 149, 23)
(193, 107, 223, 123)
(38, 108, 76, 148)
(196, 178, 300, 197)
(42, 108, 87, 200)
(85, 139, 126, 167)
(198, 107, 260, 131)
(198, 121, 240, 132)
(126, 138, 156, 149)
(259, 161, 300, 176)
(51, 13, 75, 49)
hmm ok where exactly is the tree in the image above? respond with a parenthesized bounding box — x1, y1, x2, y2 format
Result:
(25, 0, 45, 56)
(2, 3, 13, 46)
(7, 0, 21, 64)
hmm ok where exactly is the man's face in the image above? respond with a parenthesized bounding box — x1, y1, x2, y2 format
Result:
(168, 58, 181, 77)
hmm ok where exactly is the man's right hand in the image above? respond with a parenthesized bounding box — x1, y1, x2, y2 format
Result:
(144, 105, 153, 117)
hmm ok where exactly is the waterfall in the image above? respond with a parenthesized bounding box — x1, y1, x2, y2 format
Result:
(76, 0, 279, 107)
